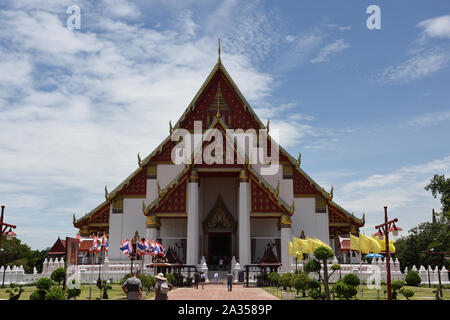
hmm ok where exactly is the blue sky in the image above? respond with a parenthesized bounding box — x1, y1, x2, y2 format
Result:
(0, 0, 449, 250)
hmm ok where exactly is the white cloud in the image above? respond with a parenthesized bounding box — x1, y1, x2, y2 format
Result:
(406, 110, 450, 127)
(310, 39, 350, 64)
(379, 48, 450, 82)
(334, 156, 450, 235)
(417, 15, 450, 39)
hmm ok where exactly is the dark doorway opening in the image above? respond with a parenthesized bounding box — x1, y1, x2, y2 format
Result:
(208, 232, 231, 270)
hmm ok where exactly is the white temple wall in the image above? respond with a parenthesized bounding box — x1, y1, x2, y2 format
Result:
(108, 206, 123, 261)
(250, 219, 280, 237)
(160, 219, 187, 238)
(157, 164, 185, 189)
(291, 197, 329, 244)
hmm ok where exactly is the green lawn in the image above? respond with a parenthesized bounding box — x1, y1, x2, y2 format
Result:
(0, 284, 155, 300)
(263, 285, 450, 300)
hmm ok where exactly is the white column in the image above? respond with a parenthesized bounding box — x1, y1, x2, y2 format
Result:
(238, 169, 251, 267)
(280, 220, 292, 272)
(187, 169, 199, 265)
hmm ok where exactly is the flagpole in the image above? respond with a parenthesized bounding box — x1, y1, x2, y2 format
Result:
(88, 251, 94, 300)
(359, 233, 363, 297)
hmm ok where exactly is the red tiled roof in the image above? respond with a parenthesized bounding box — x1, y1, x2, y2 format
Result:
(79, 240, 93, 252)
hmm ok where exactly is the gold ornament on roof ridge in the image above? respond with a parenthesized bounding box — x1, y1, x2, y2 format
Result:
(275, 181, 280, 197)
(105, 186, 109, 200)
(157, 181, 162, 197)
(218, 38, 221, 64)
(169, 121, 173, 135)
(330, 185, 334, 200)
(137, 152, 142, 167)
(266, 119, 270, 133)
(297, 152, 301, 168)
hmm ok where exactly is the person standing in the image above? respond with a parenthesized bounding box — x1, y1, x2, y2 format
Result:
(214, 272, 219, 284)
(194, 272, 199, 289)
(200, 272, 206, 289)
(121, 272, 143, 300)
(227, 272, 233, 292)
(154, 273, 174, 300)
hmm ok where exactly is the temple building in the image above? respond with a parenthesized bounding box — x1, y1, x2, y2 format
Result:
(73, 46, 364, 271)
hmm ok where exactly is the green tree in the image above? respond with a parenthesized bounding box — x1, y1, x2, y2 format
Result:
(51, 268, 66, 285)
(280, 272, 293, 290)
(45, 285, 66, 300)
(333, 281, 358, 300)
(293, 272, 309, 296)
(425, 174, 450, 219)
(391, 280, 405, 300)
(401, 288, 414, 300)
(166, 273, 176, 286)
(308, 246, 336, 300)
(268, 272, 280, 287)
(405, 270, 421, 286)
(36, 277, 53, 291)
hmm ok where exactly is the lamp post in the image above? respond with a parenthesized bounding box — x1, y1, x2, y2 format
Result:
(421, 249, 449, 298)
(0, 206, 17, 248)
(374, 206, 399, 300)
(0, 205, 17, 288)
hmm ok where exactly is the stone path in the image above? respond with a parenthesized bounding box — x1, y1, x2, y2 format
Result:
(154, 283, 279, 300)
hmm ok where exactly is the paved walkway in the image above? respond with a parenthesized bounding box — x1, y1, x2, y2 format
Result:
(154, 283, 279, 300)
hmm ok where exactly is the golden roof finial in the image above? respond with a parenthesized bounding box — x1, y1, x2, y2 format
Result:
(169, 121, 173, 135)
(218, 38, 221, 64)
(330, 185, 334, 200)
(105, 186, 109, 200)
(362, 213, 365, 224)
(297, 152, 301, 168)
(216, 82, 221, 118)
(266, 119, 270, 133)
(73, 214, 76, 225)
(137, 152, 142, 167)
(142, 200, 146, 214)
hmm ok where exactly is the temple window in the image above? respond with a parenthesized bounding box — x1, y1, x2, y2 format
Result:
(112, 197, 124, 214)
(282, 164, 293, 179)
(147, 164, 157, 179)
(315, 197, 326, 213)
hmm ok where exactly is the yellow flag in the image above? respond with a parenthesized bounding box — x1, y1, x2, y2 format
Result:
(350, 234, 360, 251)
(360, 233, 382, 253)
(306, 237, 319, 251)
(371, 236, 396, 253)
(313, 237, 333, 252)
(294, 237, 313, 254)
(295, 250, 303, 260)
(288, 241, 293, 256)
(389, 240, 396, 253)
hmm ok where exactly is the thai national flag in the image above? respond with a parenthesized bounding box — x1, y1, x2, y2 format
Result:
(151, 240, 160, 255)
(89, 235, 101, 252)
(120, 238, 132, 255)
(102, 234, 108, 252)
(144, 238, 152, 255)
(136, 238, 147, 256)
(158, 243, 166, 257)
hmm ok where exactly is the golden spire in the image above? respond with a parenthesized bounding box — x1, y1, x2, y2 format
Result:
(297, 152, 301, 168)
(169, 121, 173, 135)
(105, 186, 109, 200)
(330, 185, 334, 200)
(216, 81, 221, 118)
(137, 152, 142, 167)
(218, 38, 221, 64)
(266, 119, 270, 133)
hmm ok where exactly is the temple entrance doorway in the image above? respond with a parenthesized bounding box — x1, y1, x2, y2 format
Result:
(208, 232, 231, 270)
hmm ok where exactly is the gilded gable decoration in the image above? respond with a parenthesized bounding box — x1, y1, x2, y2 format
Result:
(203, 195, 237, 232)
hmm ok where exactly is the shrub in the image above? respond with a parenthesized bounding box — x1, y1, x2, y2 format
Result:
(305, 259, 321, 274)
(166, 273, 176, 286)
(391, 280, 405, 300)
(29, 290, 46, 300)
(405, 271, 421, 286)
(280, 272, 293, 290)
(307, 278, 321, 291)
(66, 288, 81, 300)
(401, 289, 414, 300)
(308, 289, 325, 300)
(139, 274, 156, 292)
(51, 268, 66, 285)
(45, 286, 66, 300)
(36, 277, 53, 291)
(342, 273, 360, 287)
(333, 281, 358, 300)
(293, 273, 309, 296)
(313, 247, 334, 261)
(268, 272, 281, 287)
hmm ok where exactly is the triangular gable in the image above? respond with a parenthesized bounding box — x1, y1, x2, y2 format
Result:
(144, 168, 190, 215)
(74, 201, 109, 227)
(249, 171, 291, 215)
(329, 202, 364, 227)
(48, 237, 66, 255)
